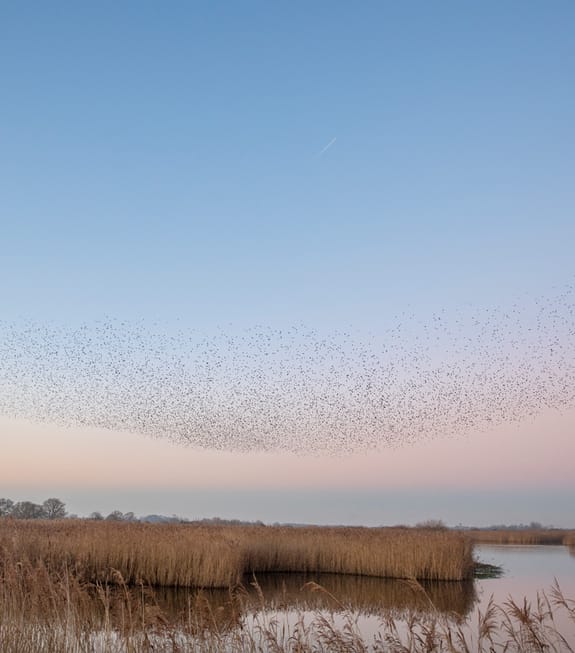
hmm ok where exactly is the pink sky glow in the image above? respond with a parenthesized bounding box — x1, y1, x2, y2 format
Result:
(3, 407, 574, 493)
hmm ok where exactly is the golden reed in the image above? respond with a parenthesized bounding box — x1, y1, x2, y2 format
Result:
(0, 555, 574, 653)
(465, 528, 575, 546)
(0, 520, 474, 588)
(2, 522, 575, 652)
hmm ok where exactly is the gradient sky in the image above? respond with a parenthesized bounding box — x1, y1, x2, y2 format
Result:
(1, 2, 574, 526)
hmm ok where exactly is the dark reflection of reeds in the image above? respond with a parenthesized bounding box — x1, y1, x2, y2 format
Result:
(87, 572, 478, 635)
(139, 584, 244, 632)
(147, 572, 477, 627)
(1, 556, 573, 651)
(0, 527, 477, 639)
(249, 572, 476, 617)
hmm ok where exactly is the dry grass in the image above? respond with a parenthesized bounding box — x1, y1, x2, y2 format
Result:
(1, 522, 573, 651)
(0, 558, 574, 652)
(465, 528, 575, 546)
(241, 524, 473, 581)
(0, 519, 474, 588)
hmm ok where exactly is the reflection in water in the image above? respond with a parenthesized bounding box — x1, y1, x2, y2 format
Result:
(139, 547, 574, 647)
(145, 572, 477, 632)
(87, 572, 478, 635)
(3, 546, 573, 650)
(246, 573, 476, 616)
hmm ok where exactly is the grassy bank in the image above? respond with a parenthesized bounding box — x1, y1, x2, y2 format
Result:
(0, 520, 474, 588)
(466, 528, 575, 546)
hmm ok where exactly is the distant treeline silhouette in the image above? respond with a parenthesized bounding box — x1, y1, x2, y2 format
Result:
(0, 498, 171, 522)
(0, 498, 268, 525)
(0, 497, 67, 520)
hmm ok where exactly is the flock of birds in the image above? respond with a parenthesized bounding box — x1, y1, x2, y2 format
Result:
(0, 286, 573, 455)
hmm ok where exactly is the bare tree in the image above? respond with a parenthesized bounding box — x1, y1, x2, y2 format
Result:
(11, 501, 46, 519)
(416, 519, 447, 530)
(105, 510, 125, 521)
(0, 498, 14, 516)
(42, 497, 67, 519)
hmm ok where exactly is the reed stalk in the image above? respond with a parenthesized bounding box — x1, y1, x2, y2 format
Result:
(0, 520, 474, 588)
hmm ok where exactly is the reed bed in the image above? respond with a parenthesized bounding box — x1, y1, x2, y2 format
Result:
(243, 525, 473, 581)
(0, 519, 243, 587)
(466, 528, 575, 546)
(0, 559, 574, 653)
(0, 520, 474, 588)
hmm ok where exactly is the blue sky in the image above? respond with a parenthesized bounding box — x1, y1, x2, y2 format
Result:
(2, 1, 573, 327)
(1, 2, 574, 524)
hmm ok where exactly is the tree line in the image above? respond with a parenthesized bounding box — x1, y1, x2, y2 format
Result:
(0, 498, 190, 523)
(0, 498, 142, 521)
(0, 499, 269, 525)
(0, 497, 67, 519)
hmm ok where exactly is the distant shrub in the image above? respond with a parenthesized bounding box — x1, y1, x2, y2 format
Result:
(416, 519, 447, 530)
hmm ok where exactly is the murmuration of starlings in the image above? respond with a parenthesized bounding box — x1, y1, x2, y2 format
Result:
(0, 286, 573, 455)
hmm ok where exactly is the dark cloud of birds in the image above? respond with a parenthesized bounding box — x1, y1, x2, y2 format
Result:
(0, 286, 573, 455)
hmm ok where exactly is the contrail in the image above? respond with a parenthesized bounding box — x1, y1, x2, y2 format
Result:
(316, 136, 337, 158)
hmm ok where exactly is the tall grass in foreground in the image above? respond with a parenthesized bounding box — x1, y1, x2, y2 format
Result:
(0, 520, 474, 586)
(0, 561, 573, 652)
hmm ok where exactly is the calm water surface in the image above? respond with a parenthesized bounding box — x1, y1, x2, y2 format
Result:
(472, 544, 575, 642)
(475, 543, 575, 601)
(83, 544, 575, 647)
(242, 544, 575, 613)
(243, 544, 575, 645)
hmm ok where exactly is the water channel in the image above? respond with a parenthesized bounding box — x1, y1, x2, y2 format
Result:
(137, 543, 575, 648)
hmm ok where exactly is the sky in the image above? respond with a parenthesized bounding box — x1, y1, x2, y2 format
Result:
(1, 2, 574, 526)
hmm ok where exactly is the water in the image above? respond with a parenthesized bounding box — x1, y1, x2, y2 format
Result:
(12, 543, 574, 650)
(146, 544, 575, 647)
(471, 543, 575, 645)
(241, 544, 575, 647)
(475, 543, 575, 602)
(191, 543, 575, 612)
